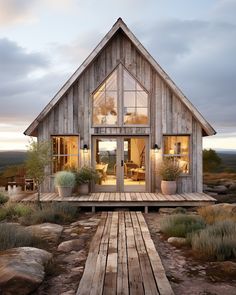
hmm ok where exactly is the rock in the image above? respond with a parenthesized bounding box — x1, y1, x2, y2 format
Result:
(71, 266, 84, 273)
(60, 290, 75, 295)
(229, 183, 236, 191)
(207, 192, 218, 197)
(203, 184, 211, 191)
(207, 185, 228, 193)
(26, 223, 63, 243)
(159, 208, 175, 214)
(70, 233, 79, 237)
(0, 247, 52, 295)
(57, 239, 84, 252)
(167, 237, 188, 246)
(71, 218, 100, 227)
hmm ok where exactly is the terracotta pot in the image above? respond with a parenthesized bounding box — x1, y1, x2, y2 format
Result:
(161, 180, 177, 195)
(58, 186, 73, 198)
(77, 183, 90, 195)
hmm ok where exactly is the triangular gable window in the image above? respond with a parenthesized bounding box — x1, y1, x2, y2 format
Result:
(93, 69, 118, 125)
(92, 66, 148, 126)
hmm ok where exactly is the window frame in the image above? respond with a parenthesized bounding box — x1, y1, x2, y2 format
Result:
(51, 134, 80, 174)
(91, 63, 150, 128)
(163, 134, 191, 176)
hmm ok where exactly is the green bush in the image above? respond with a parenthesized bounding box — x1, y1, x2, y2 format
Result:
(0, 203, 34, 221)
(160, 214, 205, 238)
(0, 223, 42, 251)
(21, 203, 78, 225)
(172, 207, 187, 215)
(0, 192, 9, 205)
(54, 171, 76, 187)
(191, 221, 236, 261)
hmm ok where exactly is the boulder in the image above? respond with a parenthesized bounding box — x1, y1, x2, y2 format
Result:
(158, 208, 175, 214)
(57, 239, 84, 252)
(229, 183, 236, 191)
(71, 218, 100, 227)
(0, 247, 52, 295)
(167, 237, 188, 246)
(207, 185, 228, 193)
(26, 223, 63, 243)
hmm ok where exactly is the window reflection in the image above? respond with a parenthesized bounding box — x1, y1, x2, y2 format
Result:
(52, 136, 79, 173)
(163, 136, 190, 174)
(93, 69, 118, 125)
(123, 69, 148, 125)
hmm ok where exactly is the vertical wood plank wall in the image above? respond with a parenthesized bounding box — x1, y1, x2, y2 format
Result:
(38, 31, 203, 193)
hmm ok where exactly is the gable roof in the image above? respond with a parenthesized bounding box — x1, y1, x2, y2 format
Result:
(24, 18, 216, 136)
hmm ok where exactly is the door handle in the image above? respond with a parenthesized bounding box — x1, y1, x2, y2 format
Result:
(121, 160, 124, 167)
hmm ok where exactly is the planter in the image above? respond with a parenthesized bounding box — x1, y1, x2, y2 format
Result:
(161, 180, 177, 195)
(58, 186, 73, 198)
(77, 183, 90, 195)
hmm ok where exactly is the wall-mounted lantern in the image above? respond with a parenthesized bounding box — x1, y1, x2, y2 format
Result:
(154, 144, 160, 153)
(83, 144, 88, 153)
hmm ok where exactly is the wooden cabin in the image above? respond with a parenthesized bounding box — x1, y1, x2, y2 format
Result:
(24, 18, 216, 194)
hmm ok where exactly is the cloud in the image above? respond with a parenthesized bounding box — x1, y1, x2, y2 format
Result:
(0, 0, 37, 25)
(135, 18, 236, 132)
(0, 38, 67, 126)
(0, 0, 76, 26)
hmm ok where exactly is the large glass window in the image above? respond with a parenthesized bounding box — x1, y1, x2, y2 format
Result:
(52, 136, 79, 173)
(123, 69, 148, 125)
(92, 66, 149, 126)
(93, 69, 118, 125)
(163, 136, 190, 174)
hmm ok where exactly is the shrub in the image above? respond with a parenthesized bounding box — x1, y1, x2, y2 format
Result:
(75, 166, 99, 184)
(0, 223, 42, 251)
(191, 220, 236, 261)
(198, 205, 236, 224)
(158, 159, 182, 181)
(160, 214, 205, 238)
(0, 192, 9, 205)
(54, 171, 76, 187)
(172, 207, 187, 215)
(0, 203, 35, 221)
(21, 203, 78, 225)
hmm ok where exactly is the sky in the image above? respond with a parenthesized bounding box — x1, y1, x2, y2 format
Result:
(0, 0, 235, 151)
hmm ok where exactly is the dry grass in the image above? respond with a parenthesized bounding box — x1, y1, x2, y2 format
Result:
(191, 221, 236, 261)
(198, 205, 236, 224)
(203, 172, 236, 185)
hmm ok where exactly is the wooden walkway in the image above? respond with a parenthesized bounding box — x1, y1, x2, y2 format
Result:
(77, 211, 174, 295)
(20, 192, 216, 211)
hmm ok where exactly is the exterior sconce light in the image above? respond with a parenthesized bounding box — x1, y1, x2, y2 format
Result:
(83, 144, 88, 153)
(154, 144, 160, 153)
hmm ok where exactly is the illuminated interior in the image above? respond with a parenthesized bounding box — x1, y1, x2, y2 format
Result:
(52, 136, 79, 173)
(95, 137, 146, 187)
(93, 69, 118, 125)
(92, 66, 148, 126)
(163, 136, 190, 174)
(123, 69, 148, 125)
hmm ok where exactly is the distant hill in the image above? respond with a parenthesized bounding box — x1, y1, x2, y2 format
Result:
(218, 152, 236, 171)
(0, 151, 27, 172)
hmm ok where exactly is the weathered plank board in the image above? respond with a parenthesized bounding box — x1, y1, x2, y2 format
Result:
(76, 211, 174, 295)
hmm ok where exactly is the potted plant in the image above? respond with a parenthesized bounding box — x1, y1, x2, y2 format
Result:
(159, 158, 182, 195)
(54, 171, 76, 197)
(75, 166, 99, 195)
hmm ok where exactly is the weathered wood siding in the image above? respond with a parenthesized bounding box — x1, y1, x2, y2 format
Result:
(38, 31, 203, 193)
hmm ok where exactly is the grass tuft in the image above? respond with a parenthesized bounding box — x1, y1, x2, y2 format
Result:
(191, 220, 236, 261)
(160, 214, 205, 238)
(0, 192, 9, 205)
(0, 223, 43, 251)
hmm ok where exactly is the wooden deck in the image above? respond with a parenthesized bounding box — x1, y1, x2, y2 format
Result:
(20, 192, 216, 212)
(77, 211, 174, 295)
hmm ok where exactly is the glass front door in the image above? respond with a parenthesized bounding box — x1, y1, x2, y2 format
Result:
(93, 136, 148, 192)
